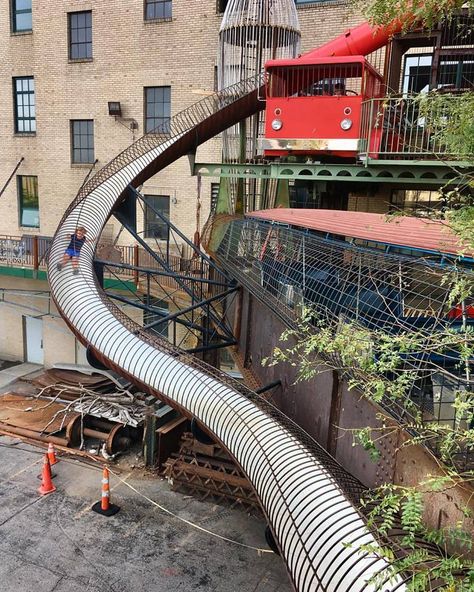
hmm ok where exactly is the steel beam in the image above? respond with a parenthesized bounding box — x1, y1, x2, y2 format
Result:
(193, 161, 472, 186)
(111, 213, 234, 341)
(96, 259, 230, 287)
(107, 291, 232, 340)
(143, 286, 238, 331)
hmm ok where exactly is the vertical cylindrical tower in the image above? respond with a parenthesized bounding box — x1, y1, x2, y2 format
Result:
(217, 0, 300, 212)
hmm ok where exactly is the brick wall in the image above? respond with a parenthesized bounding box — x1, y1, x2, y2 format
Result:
(348, 184, 393, 213)
(297, 1, 360, 53)
(0, 0, 360, 244)
(0, 0, 362, 363)
(0, 0, 229, 242)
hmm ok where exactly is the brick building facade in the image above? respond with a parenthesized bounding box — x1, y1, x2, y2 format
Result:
(0, 0, 362, 242)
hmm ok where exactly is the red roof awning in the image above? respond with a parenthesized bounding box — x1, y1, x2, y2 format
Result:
(246, 209, 472, 258)
(265, 55, 368, 68)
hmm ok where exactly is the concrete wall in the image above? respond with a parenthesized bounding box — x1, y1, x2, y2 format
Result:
(0, 273, 146, 367)
(0, 275, 76, 363)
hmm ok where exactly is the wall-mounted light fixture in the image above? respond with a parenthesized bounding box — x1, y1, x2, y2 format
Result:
(108, 101, 122, 117)
(108, 101, 138, 131)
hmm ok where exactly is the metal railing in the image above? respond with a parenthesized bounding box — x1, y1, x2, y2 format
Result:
(99, 244, 212, 292)
(359, 94, 469, 159)
(0, 234, 50, 270)
(0, 233, 208, 293)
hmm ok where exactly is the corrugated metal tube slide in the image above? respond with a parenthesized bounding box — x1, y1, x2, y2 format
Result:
(48, 75, 413, 592)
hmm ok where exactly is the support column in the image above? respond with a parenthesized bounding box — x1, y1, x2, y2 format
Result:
(143, 406, 157, 467)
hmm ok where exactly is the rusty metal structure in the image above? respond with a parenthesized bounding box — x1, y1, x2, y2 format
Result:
(164, 432, 261, 512)
(210, 211, 474, 472)
(47, 65, 461, 589)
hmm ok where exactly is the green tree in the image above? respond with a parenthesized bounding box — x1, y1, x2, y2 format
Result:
(358, 0, 473, 31)
(264, 303, 474, 589)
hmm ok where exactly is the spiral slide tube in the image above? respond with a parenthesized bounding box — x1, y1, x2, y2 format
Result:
(46, 75, 417, 592)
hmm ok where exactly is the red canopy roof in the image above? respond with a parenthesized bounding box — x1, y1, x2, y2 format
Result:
(247, 209, 472, 258)
(265, 55, 368, 68)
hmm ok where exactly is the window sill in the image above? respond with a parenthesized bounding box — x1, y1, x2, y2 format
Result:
(71, 162, 96, 168)
(68, 58, 93, 64)
(14, 132, 36, 137)
(145, 130, 172, 137)
(144, 17, 173, 24)
(11, 30, 33, 36)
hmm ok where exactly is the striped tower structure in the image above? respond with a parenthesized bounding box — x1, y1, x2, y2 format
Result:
(217, 0, 300, 213)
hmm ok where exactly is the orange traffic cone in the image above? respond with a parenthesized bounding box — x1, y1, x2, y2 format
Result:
(38, 454, 56, 496)
(47, 442, 59, 465)
(91, 467, 120, 517)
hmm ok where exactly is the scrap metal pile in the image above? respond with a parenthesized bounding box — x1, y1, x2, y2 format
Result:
(0, 368, 146, 457)
(29, 368, 146, 427)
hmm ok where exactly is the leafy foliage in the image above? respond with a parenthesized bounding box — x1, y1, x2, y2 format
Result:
(263, 301, 474, 588)
(417, 93, 474, 159)
(357, 0, 473, 31)
(264, 2, 474, 588)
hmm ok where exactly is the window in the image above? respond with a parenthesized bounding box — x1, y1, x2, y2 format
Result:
(390, 189, 443, 215)
(402, 55, 432, 94)
(71, 120, 94, 164)
(13, 77, 35, 133)
(144, 86, 171, 133)
(216, 0, 229, 12)
(211, 183, 219, 212)
(144, 195, 170, 239)
(145, 0, 172, 21)
(438, 54, 474, 91)
(219, 348, 243, 380)
(12, 0, 32, 32)
(402, 53, 474, 94)
(144, 298, 169, 339)
(68, 11, 92, 60)
(18, 175, 39, 228)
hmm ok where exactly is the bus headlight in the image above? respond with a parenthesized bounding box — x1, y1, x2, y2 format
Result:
(271, 119, 283, 131)
(340, 118, 353, 131)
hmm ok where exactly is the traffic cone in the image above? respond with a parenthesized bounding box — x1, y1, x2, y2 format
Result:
(38, 454, 56, 496)
(47, 442, 59, 466)
(91, 467, 120, 517)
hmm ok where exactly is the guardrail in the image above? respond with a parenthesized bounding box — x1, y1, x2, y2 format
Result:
(359, 94, 466, 159)
(0, 233, 206, 292)
(0, 235, 49, 270)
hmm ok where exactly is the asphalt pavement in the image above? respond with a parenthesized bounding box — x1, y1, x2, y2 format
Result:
(0, 436, 291, 592)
